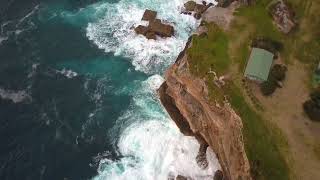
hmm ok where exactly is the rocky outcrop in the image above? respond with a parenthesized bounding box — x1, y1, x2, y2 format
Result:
(270, 0, 296, 34)
(214, 170, 224, 180)
(134, 10, 174, 40)
(141, 9, 157, 21)
(183, 1, 213, 20)
(158, 38, 252, 180)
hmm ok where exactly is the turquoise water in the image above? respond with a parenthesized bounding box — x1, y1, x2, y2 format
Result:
(0, 0, 219, 179)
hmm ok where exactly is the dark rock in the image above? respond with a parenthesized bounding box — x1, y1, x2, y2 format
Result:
(187, 12, 192, 15)
(202, 1, 207, 6)
(134, 25, 148, 35)
(149, 20, 174, 37)
(194, 13, 202, 20)
(214, 170, 224, 180)
(196, 143, 209, 169)
(194, 4, 207, 14)
(145, 31, 156, 40)
(184, 1, 197, 11)
(142, 9, 157, 21)
(176, 175, 188, 180)
(270, 1, 296, 34)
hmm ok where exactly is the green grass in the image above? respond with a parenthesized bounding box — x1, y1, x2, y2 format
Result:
(227, 84, 290, 180)
(184, 0, 320, 179)
(187, 23, 230, 77)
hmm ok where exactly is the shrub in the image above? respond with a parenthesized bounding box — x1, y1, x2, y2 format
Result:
(260, 77, 278, 96)
(303, 89, 320, 121)
(271, 64, 287, 81)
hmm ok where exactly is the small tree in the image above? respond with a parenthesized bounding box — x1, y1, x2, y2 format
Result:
(303, 89, 320, 121)
(271, 64, 287, 81)
(260, 77, 278, 96)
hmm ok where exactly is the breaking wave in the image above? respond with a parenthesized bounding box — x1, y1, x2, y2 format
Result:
(85, 0, 217, 74)
(93, 75, 220, 180)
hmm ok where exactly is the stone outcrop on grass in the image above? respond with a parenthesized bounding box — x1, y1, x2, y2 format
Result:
(269, 0, 296, 34)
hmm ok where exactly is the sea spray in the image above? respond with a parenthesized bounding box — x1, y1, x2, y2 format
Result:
(94, 75, 220, 180)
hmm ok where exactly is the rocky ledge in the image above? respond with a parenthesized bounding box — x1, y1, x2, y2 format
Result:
(182, 1, 214, 19)
(158, 37, 252, 180)
(134, 10, 174, 40)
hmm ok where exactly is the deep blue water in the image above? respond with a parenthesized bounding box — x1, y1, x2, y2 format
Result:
(0, 0, 219, 179)
(0, 1, 145, 179)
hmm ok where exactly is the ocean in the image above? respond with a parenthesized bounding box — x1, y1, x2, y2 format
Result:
(0, 0, 219, 179)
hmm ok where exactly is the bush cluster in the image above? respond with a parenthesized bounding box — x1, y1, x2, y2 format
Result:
(251, 37, 283, 54)
(303, 89, 320, 122)
(260, 64, 287, 96)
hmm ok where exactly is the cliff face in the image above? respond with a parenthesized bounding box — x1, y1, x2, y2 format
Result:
(158, 38, 251, 180)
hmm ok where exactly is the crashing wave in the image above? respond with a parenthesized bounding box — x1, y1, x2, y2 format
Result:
(0, 88, 31, 103)
(93, 75, 220, 180)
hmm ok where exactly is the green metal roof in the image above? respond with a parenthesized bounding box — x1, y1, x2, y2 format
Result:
(244, 48, 274, 82)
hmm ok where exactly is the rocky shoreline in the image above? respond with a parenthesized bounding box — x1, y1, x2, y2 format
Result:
(157, 1, 253, 180)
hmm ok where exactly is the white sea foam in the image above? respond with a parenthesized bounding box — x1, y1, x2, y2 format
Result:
(57, 68, 78, 79)
(85, 0, 216, 74)
(78, 0, 221, 179)
(93, 75, 220, 180)
(0, 36, 8, 45)
(0, 88, 31, 103)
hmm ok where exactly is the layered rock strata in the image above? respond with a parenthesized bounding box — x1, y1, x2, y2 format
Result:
(158, 37, 252, 180)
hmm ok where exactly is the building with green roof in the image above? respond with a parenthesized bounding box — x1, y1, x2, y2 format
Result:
(244, 48, 274, 82)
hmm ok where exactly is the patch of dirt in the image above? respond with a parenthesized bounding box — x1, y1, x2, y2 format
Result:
(202, 1, 239, 30)
(252, 61, 320, 180)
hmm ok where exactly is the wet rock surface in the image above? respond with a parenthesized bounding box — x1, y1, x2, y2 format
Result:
(214, 170, 224, 180)
(183, 1, 213, 19)
(141, 9, 157, 21)
(134, 9, 174, 40)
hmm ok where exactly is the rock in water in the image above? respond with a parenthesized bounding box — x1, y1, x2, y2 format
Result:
(184, 1, 197, 11)
(149, 20, 174, 37)
(145, 31, 156, 40)
(194, 13, 202, 20)
(176, 175, 188, 180)
(214, 170, 224, 180)
(194, 4, 207, 14)
(142, 9, 157, 21)
(134, 25, 148, 35)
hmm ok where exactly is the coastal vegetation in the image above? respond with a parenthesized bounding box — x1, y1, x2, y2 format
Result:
(187, 22, 290, 179)
(186, 0, 320, 179)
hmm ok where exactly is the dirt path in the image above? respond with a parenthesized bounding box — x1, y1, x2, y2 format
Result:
(254, 61, 320, 180)
(202, 2, 239, 30)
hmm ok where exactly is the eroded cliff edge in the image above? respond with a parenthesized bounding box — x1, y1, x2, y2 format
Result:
(158, 37, 251, 180)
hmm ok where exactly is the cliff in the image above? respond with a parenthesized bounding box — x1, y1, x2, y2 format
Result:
(158, 37, 252, 180)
